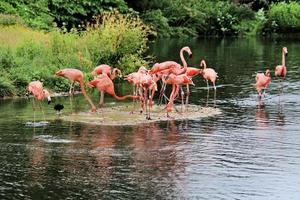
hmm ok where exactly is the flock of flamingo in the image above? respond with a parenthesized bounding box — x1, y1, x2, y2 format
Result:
(27, 46, 287, 120)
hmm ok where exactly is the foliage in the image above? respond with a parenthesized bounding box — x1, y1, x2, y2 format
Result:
(0, 12, 149, 97)
(266, 1, 300, 33)
(0, 14, 22, 26)
(0, 75, 15, 97)
(0, 0, 54, 30)
(48, 0, 130, 30)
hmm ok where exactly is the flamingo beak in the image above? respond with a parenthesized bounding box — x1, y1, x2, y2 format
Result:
(189, 53, 193, 59)
(285, 52, 288, 57)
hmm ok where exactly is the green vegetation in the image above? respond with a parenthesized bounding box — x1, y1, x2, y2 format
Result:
(0, 12, 149, 97)
(266, 2, 300, 33)
(0, 0, 299, 97)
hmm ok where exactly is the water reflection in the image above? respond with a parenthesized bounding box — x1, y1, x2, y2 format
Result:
(255, 100, 269, 129)
(1, 37, 300, 199)
(275, 103, 285, 127)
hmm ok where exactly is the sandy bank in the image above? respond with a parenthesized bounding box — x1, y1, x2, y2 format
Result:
(61, 105, 221, 126)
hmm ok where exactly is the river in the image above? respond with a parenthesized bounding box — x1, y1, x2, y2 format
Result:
(1, 37, 300, 199)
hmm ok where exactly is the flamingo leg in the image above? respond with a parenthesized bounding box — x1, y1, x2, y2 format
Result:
(139, 87, 144, 114)
(69, 82, 74, 95)
(180, 86, 185, 112)
(99, 91, 104, 108)
(206, 82, 210, 107)
(31, 98, 36, 127)
(185, 84, 190, 111)
(79, 80, 96, 112)
(130, 85, 136, 114)
(213, 82, 216, 108)
(148, 90, 153, 120)
(144, 88, 149, 119)
(38, 101, 46, 122)
(159, 82, 167, 106)
(167, 85, 180, 117)
(206, 80, 209, 91)
(69, 95, 74, 113)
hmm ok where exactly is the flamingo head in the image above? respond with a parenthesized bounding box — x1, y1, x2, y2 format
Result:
(43, 89, 51, 104)
(265, 69, 271, 77)
(200, 60, 207, 68)
(113, 68, 122, 78)
(55, 70, 65, 77)
(182, 46, 192, 58)
(283, 47, 288, 56)
(138, 66, 148, 74)
(90, 70, 97, 77)
(188, 78, 195, 86)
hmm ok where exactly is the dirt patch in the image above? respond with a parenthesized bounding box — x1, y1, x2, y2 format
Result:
(61, 104, 221, 126)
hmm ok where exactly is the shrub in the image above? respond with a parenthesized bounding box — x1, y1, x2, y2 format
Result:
(267, 2, 300, 33)
(0, 11, 149, 97)
(0, 46, 15, 70)
(0, 14, 22, 26)
(0, 76, 15, 97)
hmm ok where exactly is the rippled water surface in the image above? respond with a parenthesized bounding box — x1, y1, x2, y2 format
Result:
(1, 38, 300, 199)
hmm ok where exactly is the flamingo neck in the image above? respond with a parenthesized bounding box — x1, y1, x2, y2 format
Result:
(110, 69, 120, 80)
(200, 60, 207, 69)
(180, 48, 188, 69)
(282, 49, 285, 66)
(113, 94, 135, 100)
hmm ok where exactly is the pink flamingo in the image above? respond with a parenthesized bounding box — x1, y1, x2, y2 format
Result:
(139, 73, 158, 120)
(151, 46, 192, 104)
(87, 73, 140, 105)
(27, 81, 51, 104)
(185, 67, 203, 107)
(275, 47, 288, 78)
(150, 46, 192, 75)
(162, 74, 194, 117)
(200, 60, 218, 91)
(91, 64, 122, 107)
(55, 68, 96, 112)
(124, 66, 148, 113)
(27, 81, 51, 120)
(255, 69, 271, 98)
(91, 64, 122, 80)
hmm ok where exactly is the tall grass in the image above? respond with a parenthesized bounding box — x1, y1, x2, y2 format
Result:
(0, 12, 149, 97)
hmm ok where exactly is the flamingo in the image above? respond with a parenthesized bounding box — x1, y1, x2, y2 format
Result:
(91, 64, 122, 80)
(27, 81, 51, 121)
(150, 46, 192, 104)
(275, 47, 288, 78)
(185, 67, 203, 108)
(27, 81, 51, 104)
(149, 46, 192, 75)
(55, 68, 96, 112)
(162, 74, 194, 117)
(91, 64, 122, 107)
(255, 69, 271, 98)
(200, 60, 218, 91)
(139, 73, 158, 120)
(87, 73, 140, 106)
(124, 66, 148, 113)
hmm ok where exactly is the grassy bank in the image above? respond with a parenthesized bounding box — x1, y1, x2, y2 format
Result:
(0, 12, 149, 97)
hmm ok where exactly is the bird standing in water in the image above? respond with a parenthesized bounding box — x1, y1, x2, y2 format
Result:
(54, 103, 64, 115)
(255, 69, 271, 99)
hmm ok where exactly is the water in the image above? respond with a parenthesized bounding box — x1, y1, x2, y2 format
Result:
(1, 38, 300, 199)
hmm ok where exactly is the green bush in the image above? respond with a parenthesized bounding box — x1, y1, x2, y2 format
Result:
(0, 75, 15, 97)
(0, 46, 15, 70)
(0, 11, 149, 97)
(267, 2, 300, 33)
(0, 14, 22, 26)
